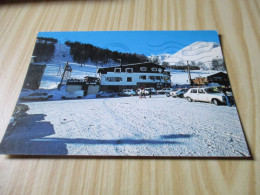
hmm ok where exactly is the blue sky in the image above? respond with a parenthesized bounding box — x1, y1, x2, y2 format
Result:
(38, 31, 220, 56)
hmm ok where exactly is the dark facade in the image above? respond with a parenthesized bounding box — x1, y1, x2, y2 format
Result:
(22, 63, 46, 90)
(207, 72, 230, 86)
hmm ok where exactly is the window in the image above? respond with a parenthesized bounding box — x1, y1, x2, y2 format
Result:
(191, 89, 197, 93)
(126, 68, 133, 73)
(114, 68, 121, 73)
(139, 75, 146, 80)
(140, 67, 147, 71)
(106, 77, 122, 82)
(198, 89, 205, 94)
(155, 76, 161, 80)
(149, 76, 155, 81)
(127, 77, 132, 82)
(151, 67, 157, 72)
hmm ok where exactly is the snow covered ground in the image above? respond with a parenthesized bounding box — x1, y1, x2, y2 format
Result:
(0, 95, 250, 157)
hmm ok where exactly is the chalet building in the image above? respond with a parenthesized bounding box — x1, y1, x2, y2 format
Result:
(207, 72, 230, 86)
(97, 62, 171, 91)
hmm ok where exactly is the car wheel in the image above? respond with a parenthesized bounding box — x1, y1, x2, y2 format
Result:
(179, 94, 184, 98)
(77, 96, 82, 99)
(62, 96, 66, 99)
(212, 99, 220, 106)
(187, 97, 192, 102)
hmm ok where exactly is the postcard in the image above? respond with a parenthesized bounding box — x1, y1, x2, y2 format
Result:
(0, 31, 251, 158)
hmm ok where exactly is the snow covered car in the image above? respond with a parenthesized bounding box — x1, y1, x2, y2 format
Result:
(157, 88, 173, 94)
(96, 90, 118, 98)
(170, 88, 188, 98)
(145, 88, 157, 94)
(62, 90, 84, 99)
(119, 89, 136, 96)
(184, 87, 232, 105)
(20, 92, 53, 101)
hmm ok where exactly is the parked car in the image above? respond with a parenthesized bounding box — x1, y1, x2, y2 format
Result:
(184, 87, 232, 105)
(96, 90, 118, 98)
(145, 88, 157, 94)
(166, 89, 177, 97)
(62, 90, 84, 99)
(20, 92, 53, 101)
(119, 89, 137, 96)
(170, 88, 188, 98)
(137, 88, 149, 95)
(19, 89, 35, 98)
(157, 88, 173, 94)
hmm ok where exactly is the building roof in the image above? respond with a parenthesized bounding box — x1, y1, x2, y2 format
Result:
(97, 62, 165, 74)
(207, 72, 228, 78)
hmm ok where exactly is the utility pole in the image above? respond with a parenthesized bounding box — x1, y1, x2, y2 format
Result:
(58, 62, 72, 90)
(187, 61, 192, 86)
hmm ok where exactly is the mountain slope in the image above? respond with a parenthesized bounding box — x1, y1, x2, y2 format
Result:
(149, 42, 224, 69)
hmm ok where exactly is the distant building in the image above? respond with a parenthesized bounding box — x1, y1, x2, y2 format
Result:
(66, 78, 100, 95)
(207, 72, 230, 86)
(22, 57, 46, 90)
(97, 62, 171, 91)
(192, 77, 208, 85)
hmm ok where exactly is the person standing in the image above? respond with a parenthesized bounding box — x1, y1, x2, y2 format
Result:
(149, 88, 152, 98)
(142, 87, 146, 98)
(222, 86, 232, 107)
(139, 87, 145, 98)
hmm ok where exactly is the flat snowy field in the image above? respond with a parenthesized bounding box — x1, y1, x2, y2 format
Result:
(0, 95, 250, 157)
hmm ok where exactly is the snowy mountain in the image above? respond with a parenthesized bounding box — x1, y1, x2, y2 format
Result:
(149, 42, 224, 69)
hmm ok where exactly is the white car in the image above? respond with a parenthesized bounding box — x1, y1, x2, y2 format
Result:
(19, 89, 35, 98)
(137, 89, 149, 95)
(184, 87, 232, 105)
(157, 88, 173, 94)
(145, 88, 157, 94)
(20, 92, 53, 101)
(170, 88, 188, 98)
(62, 90, 84, 99)
(119, 89, 137, 96)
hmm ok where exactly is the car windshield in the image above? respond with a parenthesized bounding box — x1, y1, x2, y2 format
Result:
(205, 88, 221, 93)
